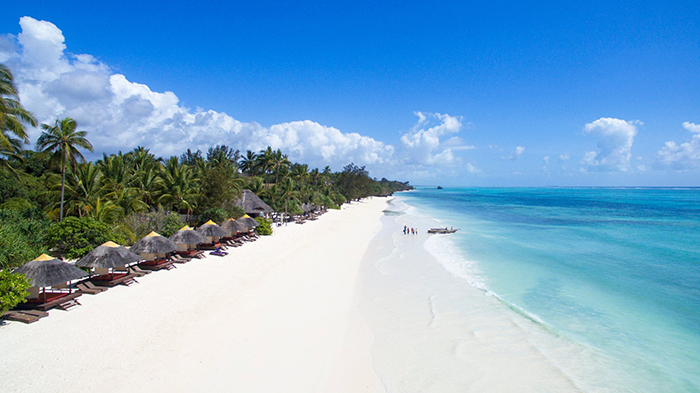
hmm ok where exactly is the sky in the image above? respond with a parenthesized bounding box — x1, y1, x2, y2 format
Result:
(1, 1, 699, 186)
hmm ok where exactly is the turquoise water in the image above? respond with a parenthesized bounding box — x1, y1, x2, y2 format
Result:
(399, 188, 700, 392)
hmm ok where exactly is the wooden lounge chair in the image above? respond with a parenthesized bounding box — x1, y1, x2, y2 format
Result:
(2, 311, 41, 324)
(91, 272, 138, 287)
(138, 259, 176, 271)
(77, 282, 107, 295)
(170, 255, 190, 264)
(17, 292, 82, 312)
(129, 265, 151, 276)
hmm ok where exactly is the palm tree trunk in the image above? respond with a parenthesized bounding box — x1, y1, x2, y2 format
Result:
(60, 158, 66, 221)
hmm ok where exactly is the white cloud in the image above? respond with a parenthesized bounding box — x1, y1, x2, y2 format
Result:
(506, 146, 525, 160)
(559, 153, 570, 160)
(581, 117, 640, 172)
(399, 112, 472, 166)
(542, 155, 550, 171)
(1, 17, 394, 170)
(656, 122, 700, 170)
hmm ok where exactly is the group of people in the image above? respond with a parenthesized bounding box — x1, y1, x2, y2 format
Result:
(403, 225, 418, 235)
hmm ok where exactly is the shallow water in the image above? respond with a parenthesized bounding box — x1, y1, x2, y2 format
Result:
(385, 188, 700, 392)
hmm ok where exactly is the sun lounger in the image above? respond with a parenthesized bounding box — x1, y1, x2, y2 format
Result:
(77, 282, 106, 295)
(91, 272, 138, 287)
(129, 265, 151, 276)
(170, 255, 190, 264)
(138, 259, 176, 271)
(2, 311, 41, 324)
(17, 292, 82, 312)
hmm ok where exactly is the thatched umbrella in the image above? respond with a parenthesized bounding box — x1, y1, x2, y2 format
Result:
(235, 189, 274, 216)
(237, 215, 259, 231)
(196, 220, 229, 244)
(14, 254, 88, 300)
(77, 241, 141, 269)
(169, 226, 208, 251)
(15, 254, 88, 287)
(130, 231, 178, 255)
(221, 218, 247, 236)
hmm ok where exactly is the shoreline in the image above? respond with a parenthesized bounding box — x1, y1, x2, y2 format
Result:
(357, 196, 591, 392)
(0, 198, 389, 392)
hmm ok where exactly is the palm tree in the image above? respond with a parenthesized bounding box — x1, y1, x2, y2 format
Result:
(0, 63, 37, 150)
(239, 150, 258, 177)
(272, 150, 291, 184)
(37, 117, 93, 221)
(277, 177, 299, 224)
(156, 157, 199, 219)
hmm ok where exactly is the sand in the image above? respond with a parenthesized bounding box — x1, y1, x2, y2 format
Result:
(0, 198, 389, 393)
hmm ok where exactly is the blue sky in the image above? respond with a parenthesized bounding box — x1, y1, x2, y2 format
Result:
(2, 1, 700, 186)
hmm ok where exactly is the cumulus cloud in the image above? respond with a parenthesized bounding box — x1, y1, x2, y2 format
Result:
(559, 153, 570, 160)
(656, 122, 700, 170)
(399, 112, 473, 166)
(505, 146, 525, 160)
(1, 17, 394, 170)
(581, 117, 640, 172)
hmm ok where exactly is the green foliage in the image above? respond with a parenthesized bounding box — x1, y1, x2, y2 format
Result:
(254, 216, 272, 235)
(0, 270, 30, 314)
(121, 209, 184, 242)
(0, 209, 50, 269)
(226, 205, 245, 219)
(198, 207, 228, 225)
(46, 216, 115, 259)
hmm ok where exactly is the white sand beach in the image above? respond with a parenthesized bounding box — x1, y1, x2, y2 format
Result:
(0, 198, 388, 393)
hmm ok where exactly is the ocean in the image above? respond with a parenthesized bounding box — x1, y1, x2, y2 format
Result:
(361, 188, 700, 392)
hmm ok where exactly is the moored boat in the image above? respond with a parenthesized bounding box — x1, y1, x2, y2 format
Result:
(427, 227, 459, 234)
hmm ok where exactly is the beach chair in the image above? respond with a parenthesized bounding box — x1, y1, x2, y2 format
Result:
(1, 311, 41, 324)
(129, 265, 151, 276)
(170, 255, 190, 264)
(77, 282, 107, 295)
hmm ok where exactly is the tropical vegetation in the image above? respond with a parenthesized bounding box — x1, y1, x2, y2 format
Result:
(0, 61, 412, 271)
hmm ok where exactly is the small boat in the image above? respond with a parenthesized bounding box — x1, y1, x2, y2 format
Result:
(427, 227, 459, 234)
(437, 186, 443, 189)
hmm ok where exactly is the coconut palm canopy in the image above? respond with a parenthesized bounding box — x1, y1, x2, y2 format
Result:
(77, 241, 142, 268)
(130, 231, 178, 254)
(237, 215, 259, 230)
(221, 218, 247, 235)
(14, 254, 88, 287)
(235, 189, 273, 215)
(169, 225, 208, 245)
(196, 220, 229, 237)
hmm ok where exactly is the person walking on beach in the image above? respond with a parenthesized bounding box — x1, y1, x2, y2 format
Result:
(403, 225, 407, 235)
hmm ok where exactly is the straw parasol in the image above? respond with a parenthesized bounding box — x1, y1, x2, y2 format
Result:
(221, 218, 247, 236)
(130, 231, 178, 255)
(237, 214, 259, 231)
(170, 225, 208, 245)
(196, 220, 229, 238)
(14, 254, 88, 287)
(234, 189, 274, 216)
(76, 241, 142, 269)
(169, 225, 208, 252)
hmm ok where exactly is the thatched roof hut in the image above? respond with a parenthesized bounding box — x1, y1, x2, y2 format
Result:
(14, 254, 88, 287)
(222, 218, 247, 236)
(169, 226, 207, 244)
(130, 231, 178, 255)
(237, 215, 259, 231)
(235, 189, 273, 217)
(196, 220, 229, 238)
(77, 241, 142, 269)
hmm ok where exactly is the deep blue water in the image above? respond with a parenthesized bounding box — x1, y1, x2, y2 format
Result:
(400, 187, 700, 392)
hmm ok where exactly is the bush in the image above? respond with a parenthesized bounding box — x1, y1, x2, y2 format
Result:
(47, 217, 115, 260)
(0, 209, 50, 269)
(198, 207, 228, 225)
(255, 217, 272, 235)
(0, 270, 30, 314)
(121, 209, 185, 242)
